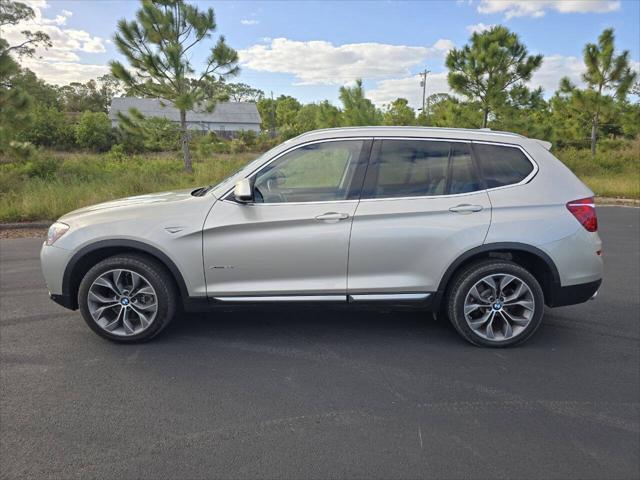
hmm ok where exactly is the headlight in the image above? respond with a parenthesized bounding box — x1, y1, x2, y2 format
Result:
(46, 222, 70, 246)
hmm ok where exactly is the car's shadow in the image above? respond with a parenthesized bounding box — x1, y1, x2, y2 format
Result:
(156, 306, 462, 346)
(149, 305, 578, 350)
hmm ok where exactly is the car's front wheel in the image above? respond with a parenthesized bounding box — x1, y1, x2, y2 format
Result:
(446, 260, 544, 347)
(78, 254, 177, 342)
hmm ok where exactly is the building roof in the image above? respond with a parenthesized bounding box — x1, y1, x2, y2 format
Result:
(109, 97, 261, 124)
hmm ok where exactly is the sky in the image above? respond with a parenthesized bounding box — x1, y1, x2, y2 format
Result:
(3, 0, 639, 108)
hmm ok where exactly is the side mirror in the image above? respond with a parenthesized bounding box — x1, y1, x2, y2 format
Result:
(233, 178, 253, 203)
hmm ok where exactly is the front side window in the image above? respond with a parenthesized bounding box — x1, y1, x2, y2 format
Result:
(253, 140, 365, 203)
(473, 143, 534, 188)
(363, 140, 483, 199)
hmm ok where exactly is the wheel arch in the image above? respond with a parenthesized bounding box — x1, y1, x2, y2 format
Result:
(62, 239, 190, 310)
(434, 242, 561, 309)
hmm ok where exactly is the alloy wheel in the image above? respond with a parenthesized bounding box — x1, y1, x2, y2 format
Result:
(463, 273, 535, 342)
(87, 269, 158, 337)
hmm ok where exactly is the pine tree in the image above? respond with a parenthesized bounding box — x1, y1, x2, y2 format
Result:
(582, 28, 636, 156)
(110, 0, 239, 172)
(446, 26, 542, 128)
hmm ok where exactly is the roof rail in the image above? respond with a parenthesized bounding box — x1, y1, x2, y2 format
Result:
(297, 126, 526, 139)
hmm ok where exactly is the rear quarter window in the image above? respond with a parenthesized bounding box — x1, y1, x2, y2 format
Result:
(473, 143, 534, 188)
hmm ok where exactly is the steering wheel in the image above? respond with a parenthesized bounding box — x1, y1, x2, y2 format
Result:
(258, 171, 287, 202)
(255, 170, 287, 203)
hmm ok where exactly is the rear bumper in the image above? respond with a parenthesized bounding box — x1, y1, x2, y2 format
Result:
(547, 279, 602, 307)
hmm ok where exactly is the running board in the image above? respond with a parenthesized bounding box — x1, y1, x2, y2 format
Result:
(348, 293, 431, 302)
(213, 295, 345, 303)
(212, 293, 432, 303)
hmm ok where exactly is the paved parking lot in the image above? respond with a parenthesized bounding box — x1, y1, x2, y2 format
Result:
(1, 206, 638, 479)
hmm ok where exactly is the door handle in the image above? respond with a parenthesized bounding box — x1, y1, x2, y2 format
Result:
(315, 212, 350, 222)
(449, 204, 483, 214)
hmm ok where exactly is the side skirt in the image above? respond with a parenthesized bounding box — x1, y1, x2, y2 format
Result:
(183, 293, 436, 312)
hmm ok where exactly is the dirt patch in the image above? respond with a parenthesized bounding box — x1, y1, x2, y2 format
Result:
(595, 197, 640, 207)
(0, 228, 47, 239)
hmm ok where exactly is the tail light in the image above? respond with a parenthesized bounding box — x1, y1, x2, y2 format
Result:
(566, 197, 597, 232)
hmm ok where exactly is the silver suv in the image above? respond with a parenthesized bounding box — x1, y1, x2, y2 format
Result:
(41, 127, 602, 347)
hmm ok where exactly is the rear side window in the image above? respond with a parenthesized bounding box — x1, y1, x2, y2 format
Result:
(371, 140, 450, 198)
(363, 140, 483, 199)
(473, 143, 534, 188)
(449, 144, 483, 194)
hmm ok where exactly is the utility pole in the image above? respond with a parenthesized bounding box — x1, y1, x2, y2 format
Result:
(270, 91, 276, 138)
(419, 69, 430, 121)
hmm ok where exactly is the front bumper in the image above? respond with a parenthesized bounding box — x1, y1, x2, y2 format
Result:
(49, 293, 76, 310)
(40, 242, 72, 303)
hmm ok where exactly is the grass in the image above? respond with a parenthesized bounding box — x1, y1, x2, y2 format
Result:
(554, 139, 640, 199)
(0, 139, 638, 223)
(0, 151, 257, 222)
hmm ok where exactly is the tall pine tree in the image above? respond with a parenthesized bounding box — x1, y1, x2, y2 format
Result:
(110, 0, 239, 172)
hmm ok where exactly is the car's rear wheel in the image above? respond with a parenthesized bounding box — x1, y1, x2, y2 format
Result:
(78, 254, 176, 342)
(446, 260, 544, 347)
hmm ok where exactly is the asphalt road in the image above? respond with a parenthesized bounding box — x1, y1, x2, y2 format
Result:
(1, 207, 639, 480)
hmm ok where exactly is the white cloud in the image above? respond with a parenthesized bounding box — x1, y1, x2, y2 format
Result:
(466, 22, 495, 34)
(367, 72, 451, 108)
(531, 56, 640, 94)
(239, 37, 454, 85)
(0, 0, 108, 84)
(477, 0, 620, 18)
(240, 19, 259, 25)
(529, 54, 585, 92)
(40, 13, 69, 26)
(20, 57, 110, 84)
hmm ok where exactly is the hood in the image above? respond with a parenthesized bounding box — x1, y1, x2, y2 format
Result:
(59, 188, 198, 222)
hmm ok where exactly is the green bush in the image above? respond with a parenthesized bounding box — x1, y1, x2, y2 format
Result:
(75, 112, 113, 151)
(255, 132, 278, 152)
(24, 154, 58, 179)
(277, 124, 301, 141)
(229, 138, 246, 154)
(18, 106, 76, 149)
(106, 144, 128, 162)
(6, 141, 36, 162)
(140, 117, 181, 152)
(236, 129, 257, 148)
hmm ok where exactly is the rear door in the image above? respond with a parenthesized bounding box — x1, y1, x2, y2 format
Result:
(347, 138, 491, 296)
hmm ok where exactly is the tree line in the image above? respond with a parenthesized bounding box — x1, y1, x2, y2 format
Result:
(1, 0, 638, 172)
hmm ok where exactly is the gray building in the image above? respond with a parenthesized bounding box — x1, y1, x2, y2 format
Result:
(109, 97, 261, 135)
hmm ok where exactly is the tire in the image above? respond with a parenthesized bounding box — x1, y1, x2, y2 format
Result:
(446, 259, 544, 347)
(78, 253, 177, 343)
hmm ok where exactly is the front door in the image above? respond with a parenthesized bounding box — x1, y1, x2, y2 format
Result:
(347, 139, 492, 296)
(203, 139, 371, 299)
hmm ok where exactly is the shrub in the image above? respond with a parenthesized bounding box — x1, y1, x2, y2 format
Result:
(24, 154, 58, 180)
(236, 129, 257, 148)
(6, 141, 36, 162)
(19, 106, 76, 149)
(255, 132, 278, 152)
(277, 124, 300, 141)
(75, 112, 114, 151)
(106, 144, 128, 162)
(229, 138, 246, 154)
(140, 117, 181, 152)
